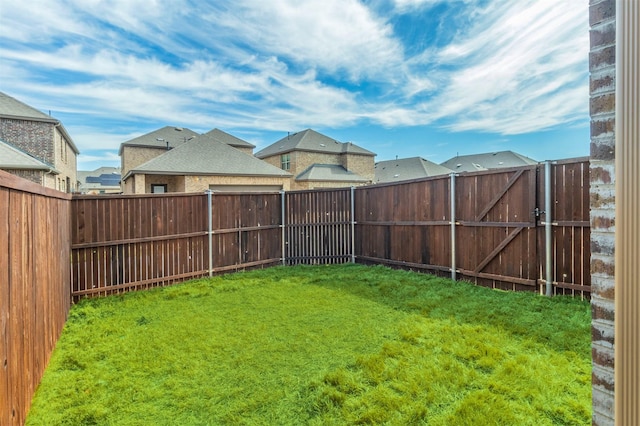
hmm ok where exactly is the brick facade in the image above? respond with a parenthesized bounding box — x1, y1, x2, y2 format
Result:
(0, 118, 54, 164)
(0, 117, 78, 192)
(589, 0, 615, 424)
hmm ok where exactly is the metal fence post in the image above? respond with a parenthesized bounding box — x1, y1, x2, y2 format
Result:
(206, 189, 213, 277)
(350, 186, 356, 264)
(280, 190, 286, 265)
(450, 172, 457, 281)
(544, 160, 553, 297)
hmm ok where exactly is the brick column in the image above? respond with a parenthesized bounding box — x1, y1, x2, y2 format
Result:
(589, 0, 616, 424)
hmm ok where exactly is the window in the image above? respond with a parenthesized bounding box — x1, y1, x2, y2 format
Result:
(281, 153, 290, 171)
(151, 184, 168, 193)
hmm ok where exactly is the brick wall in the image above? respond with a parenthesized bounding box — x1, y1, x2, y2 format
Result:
(341, 153, 375, 181)
(0, 118, 55, 164)
(121, 146, 167, 178)
(589, 0, 615, 424)
(4, 169, 45, 185)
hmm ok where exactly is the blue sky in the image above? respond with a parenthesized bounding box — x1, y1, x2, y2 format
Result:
(0, 0, 589, 171)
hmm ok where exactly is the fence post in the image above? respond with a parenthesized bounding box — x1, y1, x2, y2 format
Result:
(281, 190, 286, 265)
(450, 172, 457, 281)
(206, 189, 213, 277)
(544, 160, 553, 297)
(350, 186, 356, 264)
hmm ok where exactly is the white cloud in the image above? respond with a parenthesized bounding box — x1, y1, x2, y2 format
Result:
(424, 0, 589, 134)
(209, 0, 404, 80)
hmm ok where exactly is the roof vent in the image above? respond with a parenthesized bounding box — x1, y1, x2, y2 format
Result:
(320, 143, 326, 147)
(456, 164, 462, 168)
(175, 127, 183, 131)
(393, 174, 399, 178)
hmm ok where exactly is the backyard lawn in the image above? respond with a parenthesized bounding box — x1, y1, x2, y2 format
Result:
(27, 264, 591, 425)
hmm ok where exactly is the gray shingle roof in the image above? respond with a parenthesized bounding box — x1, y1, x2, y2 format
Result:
(440, 151, 538, 172)
(375, 157, 452, 183)
(125, 134, 291, 179)
(296, 164, 369, 182)
(118, 126, 200, 154)
(203, 128, 255, 149)
(255, 129, 375, 158)
(0, 139, 58, 172)
(0, 91, 56, 122)
(0, 92, 80, 154)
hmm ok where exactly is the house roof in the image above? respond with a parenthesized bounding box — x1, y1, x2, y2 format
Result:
(118, 126, 200, 155)
(203, 128, 255, 149)
(296, 164, 369, 182)
(124, 134, 291, 180)
(0, 91, 80, 154)
(255, 129, 375, 158)
(440, 150, 538, 172)
(78, 167, 121, 190)
(375, 157, 452, 183)
(0, 139, 58, 172)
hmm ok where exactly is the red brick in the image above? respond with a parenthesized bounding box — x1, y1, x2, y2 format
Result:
(590, 140, 615, 160)
(591, 214, 615, 230)
(590, 93, 615, 115)
(590, 117, 615, 137)
(590, 165, 613, 184)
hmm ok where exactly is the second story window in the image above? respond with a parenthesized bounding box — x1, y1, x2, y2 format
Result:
(281, 153, 290, 171)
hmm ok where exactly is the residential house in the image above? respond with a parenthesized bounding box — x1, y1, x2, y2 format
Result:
(78, 167, 122, 194)
(440, 150, 537, 173)
(374, 157, 452, 183)
(119, 126, 264, 193)
(121, 133, 291, 194)
(0, 91, 79, 191)
(255, 129, 375, 190)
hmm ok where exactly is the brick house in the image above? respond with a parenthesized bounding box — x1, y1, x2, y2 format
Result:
(255, 129, 376, 190)
(0, 91, 79, 192)
(121, 132, 290, 194)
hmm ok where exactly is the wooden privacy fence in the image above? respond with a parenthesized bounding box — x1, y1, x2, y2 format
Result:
(70, 158, 590, 300)
(356, 158, 590, 296)
(0, 171, 71, 426)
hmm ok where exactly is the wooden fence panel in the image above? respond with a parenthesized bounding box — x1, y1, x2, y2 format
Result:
(355, 177, 452, 274)
(209, 192, 282, 272)
(0, 171, 71, 426)
(547, 159, 591, 297)
(71, 193, 209, 298)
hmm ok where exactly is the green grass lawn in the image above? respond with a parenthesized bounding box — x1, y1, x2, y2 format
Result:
(27, 264, 592, 425)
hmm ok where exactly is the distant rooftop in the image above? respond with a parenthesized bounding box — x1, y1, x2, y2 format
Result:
(440, 150, 537, 172)
(296, 164, 369, 182)
(0, 91, 80, 154)
(124, 134, 290, 179)
(375, 157, 451, 183)
(255, 129, 375, 158)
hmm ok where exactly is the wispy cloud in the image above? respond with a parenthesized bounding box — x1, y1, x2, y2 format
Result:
(0, 0, 588, 167)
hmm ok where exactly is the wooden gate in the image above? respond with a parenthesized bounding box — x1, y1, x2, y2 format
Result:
(455, 166, 540, 291)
